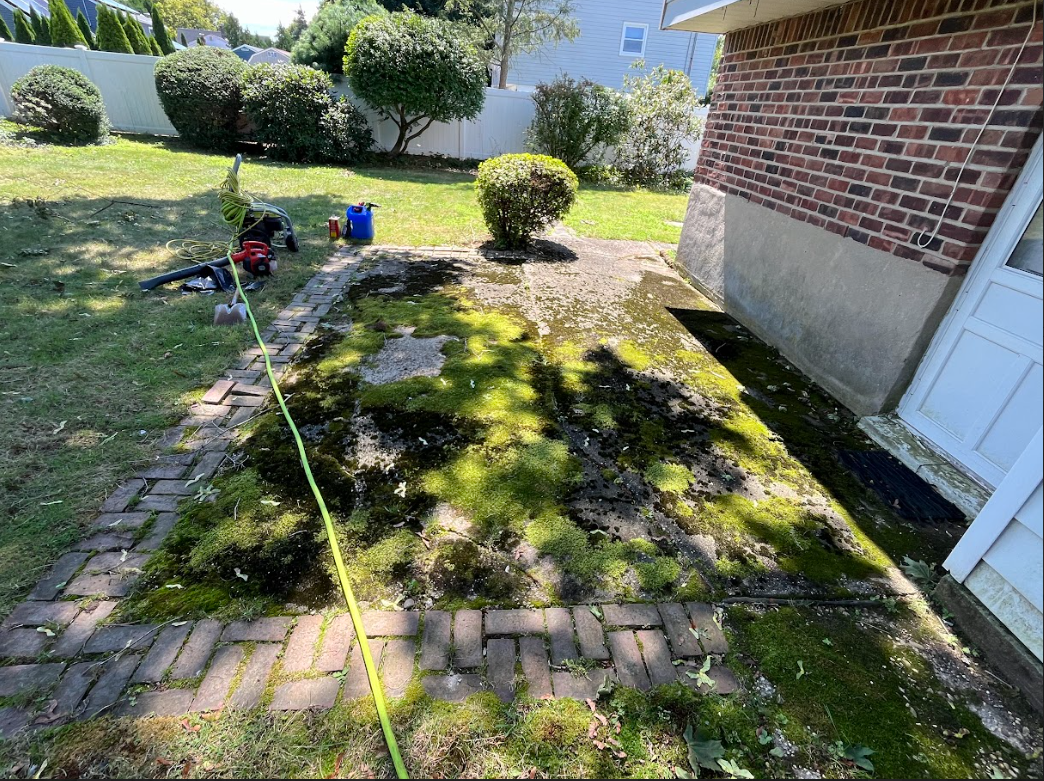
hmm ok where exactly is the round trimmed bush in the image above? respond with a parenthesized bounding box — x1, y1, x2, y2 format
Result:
(476, 153, 578, 249)
(154, 46, 247, 150)
(241, 64, 373, 163)
(242, 63, 333, 162)
(11, 65, 110, 144)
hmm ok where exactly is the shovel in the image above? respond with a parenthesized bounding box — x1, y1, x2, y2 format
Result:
(214, 290, 248, 326)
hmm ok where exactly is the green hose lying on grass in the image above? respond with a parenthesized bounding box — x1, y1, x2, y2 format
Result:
(220, 164, 409, 780)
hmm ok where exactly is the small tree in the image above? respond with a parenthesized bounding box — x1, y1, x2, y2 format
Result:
(527, 76, 628, 170)
(616, 63, 702, 187)
(76, 10, 97, 49)
(30, 8, 51, 46)
(48, 0, 88, 48)
(123, 15, 151, 54)
(13, 10, 34, 43)
(345, 12, 486, 156)
(96, 7, 134, 54)
(149, 36, 163, 55)
(180, 32, 187, 46)
(291, 0, 386, 75)
(0, 15, 13, 41)
(449, 0, 578, 89)
(151, 6, 175, 54)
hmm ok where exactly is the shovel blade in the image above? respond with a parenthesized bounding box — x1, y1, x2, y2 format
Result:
(214, 302, 248, 326)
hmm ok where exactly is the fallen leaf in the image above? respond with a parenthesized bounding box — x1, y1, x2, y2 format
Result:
(165, 583, 184, 589)
(52, 420, 67, 434)
(185, 473, 204, 488)
(234, 567, 249, 582)
(260, 499, 281, 507)
(39, 500, 63, 506)
(180, 718, 200, 733)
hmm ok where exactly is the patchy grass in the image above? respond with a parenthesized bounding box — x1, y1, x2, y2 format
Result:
(0, 130, 688, 617)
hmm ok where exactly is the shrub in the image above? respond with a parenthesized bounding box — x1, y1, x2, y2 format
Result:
(150, 6, 175, 55)
(616, 63, 703, 187)
(475, 153, 578, 249)
(527, 76, 629, 170)
(291, 0, 386, 75)
(13, 10, 35, 44)
(0, 15, 12, 42)
(155, 45, 247, 149)
(345, 12, 486, 156)
(75, 10, 96, 49)
(10, 65, 110, 143)
(96, 6, 133, 53)
(48, 0, 87, 48)
(29, 8, 50, 45)
(320, 97, 374, 163)
(122, 15, 151, 54)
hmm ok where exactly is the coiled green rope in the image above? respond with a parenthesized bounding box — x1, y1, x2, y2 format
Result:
(220, 172, 408, 778)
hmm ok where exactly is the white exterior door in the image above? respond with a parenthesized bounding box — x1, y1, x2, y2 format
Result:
(900, 137, 1043, 490)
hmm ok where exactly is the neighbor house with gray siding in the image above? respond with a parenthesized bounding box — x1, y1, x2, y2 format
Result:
(507, 0, 718, 93)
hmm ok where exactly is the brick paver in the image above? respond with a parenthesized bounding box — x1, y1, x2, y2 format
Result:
(271, 678, 340, 711)
(607, 631, 651, 691)
(118, 689, 195, 718)
(229, 644, 281, 710)
(316, 614, 354, 672)
(170, 619, 222, 679)
(83, 624, 158, 654)
(221, 617, 292, 642)
(419, 610, 450, 671)
(80, 654, 140, 719)
(53, 600, 117, 657)
(602, 603, 663, 627)
(27, 552, 90, 601)
(363, 611, 418, 637)
(485, 609, 544, 636)
(283, 615, 323, 673)
(2, 601, 79, 628)
(133, 622, 193, 683)
(573, 607, 610, 660)
(191, 644, 244, 712)
(382, 638, 416, 698)
(636, 629, 676, 687)
(453, 609, 483, 668)
(487, 637, 516, 703)
(519, 637, 552, 699)
(0, 663, 64, 697)
(658, 602, 702, 657)
(546, 607, 579, 665)
(686, 603, 729, 655)
(422, 673, 485, 702)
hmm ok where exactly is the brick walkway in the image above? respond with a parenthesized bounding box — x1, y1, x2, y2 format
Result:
(0, 248, 737, 736)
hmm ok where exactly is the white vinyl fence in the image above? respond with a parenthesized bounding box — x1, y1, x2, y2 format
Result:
(0, 41, 705, 165)
(0, 42, 176, 135)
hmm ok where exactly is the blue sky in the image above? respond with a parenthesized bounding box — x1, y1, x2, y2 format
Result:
(216, 0, 319, 38)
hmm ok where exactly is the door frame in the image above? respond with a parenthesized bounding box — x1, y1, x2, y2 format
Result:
(944, 427, 1043, 582)
(899, 134, 1044, 488)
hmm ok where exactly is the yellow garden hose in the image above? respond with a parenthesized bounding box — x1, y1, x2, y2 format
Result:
(218, 166, 408, 777)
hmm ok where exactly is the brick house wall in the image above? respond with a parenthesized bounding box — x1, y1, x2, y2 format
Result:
(696, 0, 1043, 276)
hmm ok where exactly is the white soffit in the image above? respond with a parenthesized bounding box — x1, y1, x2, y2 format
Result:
(662, 0, 849, 33)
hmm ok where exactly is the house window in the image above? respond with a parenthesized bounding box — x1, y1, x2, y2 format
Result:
(620, 23, 648, 57)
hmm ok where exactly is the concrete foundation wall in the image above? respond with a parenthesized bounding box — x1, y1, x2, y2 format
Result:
(677, 184, 964, 415)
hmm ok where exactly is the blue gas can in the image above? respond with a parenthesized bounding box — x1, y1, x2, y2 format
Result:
(345, 203, 376, 243)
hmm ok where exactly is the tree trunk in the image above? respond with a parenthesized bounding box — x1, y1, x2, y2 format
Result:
(497, 0, 514, 89)
(389, 108, 408, 158)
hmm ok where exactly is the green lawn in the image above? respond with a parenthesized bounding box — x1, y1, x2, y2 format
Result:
(0, 132, 689, 616)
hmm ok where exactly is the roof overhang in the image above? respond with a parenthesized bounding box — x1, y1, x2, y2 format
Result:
(662, 0, 848, 34)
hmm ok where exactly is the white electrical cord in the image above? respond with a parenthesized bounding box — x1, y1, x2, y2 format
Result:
(917, 1, 1038, 249)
